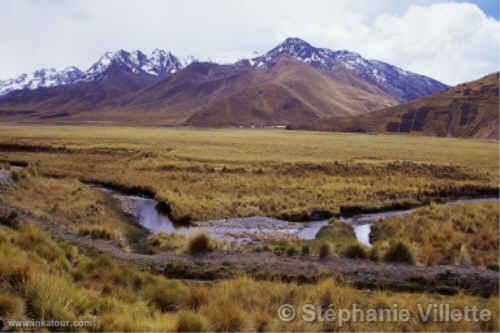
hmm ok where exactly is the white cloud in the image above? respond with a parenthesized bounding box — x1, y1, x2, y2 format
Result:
(363, 3, 500, 84)
(0, 0, 498, 85)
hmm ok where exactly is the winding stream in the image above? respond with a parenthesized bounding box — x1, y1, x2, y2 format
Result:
(101, 187, 499, 245)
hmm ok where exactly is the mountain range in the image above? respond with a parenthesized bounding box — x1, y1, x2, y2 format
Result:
(0, 38, 453, 128)
(0, 49, 186, 96)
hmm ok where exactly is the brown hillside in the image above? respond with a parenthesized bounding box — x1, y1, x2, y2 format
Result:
(185, 57, 398, 126)
(0, 63, 158, 121)
(290, 73, 499, 139)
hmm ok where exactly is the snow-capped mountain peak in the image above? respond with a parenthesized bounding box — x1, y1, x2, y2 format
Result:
(246, 37, 447, 101)
(0, 66, 84, 96)
(0, 49, 185, 96)
(147, 49, 183, 75)
(181, 55, 198, 67)
(81, 48, 184, 81)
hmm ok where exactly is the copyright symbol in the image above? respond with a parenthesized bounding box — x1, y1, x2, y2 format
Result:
(277, 304, 296, 322)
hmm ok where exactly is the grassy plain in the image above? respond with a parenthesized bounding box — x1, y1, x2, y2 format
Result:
(0, 124, 497, 221)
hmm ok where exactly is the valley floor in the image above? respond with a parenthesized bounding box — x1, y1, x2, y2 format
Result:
(0, 124, 497, 221)
(0, 124, 498, 331)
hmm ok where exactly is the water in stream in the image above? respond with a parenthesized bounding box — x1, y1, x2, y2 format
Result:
(102, 187, 498, 245)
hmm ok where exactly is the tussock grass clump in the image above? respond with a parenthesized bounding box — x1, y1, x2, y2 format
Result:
(342, 243, 368, 259)
(16, 224, 70, 270)
(0, 292, 25, 318)
(176, 310, 210, 332)
(0, 259, 32, 290)
(24, 273, 92, 321)
(316, 221, 356, 250)
(145, 232, 188, 254)
(146, 280, 189, 312)
(286, 246, 298, 256)
(301, 244, 310, 256)
(79, 226, 113, 240)
(11, 170, 21, 182)
(384, 241, 415, 265)
(185, 286, 210, 311)
(202, 300, 246, 332)
(319, 243, 332, 259)
(186, 233, 213, 255)
(368, 247, 380, 261)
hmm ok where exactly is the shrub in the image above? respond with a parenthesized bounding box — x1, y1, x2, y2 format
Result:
(343, 243, 368, 259)
(301, 245, 310, 256)
(186, 233, 212, 255)
(384, 241, 415, 265)
(319, 243, 331, 259)
(176, 310, 210, 332)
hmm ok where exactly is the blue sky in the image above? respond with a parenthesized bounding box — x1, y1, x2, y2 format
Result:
(0, 0, 498, 85)
(464, 0, 498, 18)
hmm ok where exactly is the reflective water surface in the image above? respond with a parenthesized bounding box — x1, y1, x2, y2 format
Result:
(102, 187, 498, 245)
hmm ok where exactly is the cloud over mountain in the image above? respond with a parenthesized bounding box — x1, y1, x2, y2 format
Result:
(0, 1, 497, 85)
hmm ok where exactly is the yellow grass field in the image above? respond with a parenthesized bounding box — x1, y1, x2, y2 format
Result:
(0, 124, 497, 221)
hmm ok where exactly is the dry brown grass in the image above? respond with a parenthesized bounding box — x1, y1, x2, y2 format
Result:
(371, 202, 499, 267)
(0, 125, 496, 222)
(1, 174, 146, 244)
(0, 124, 498, 331)
(0, 219, 497, 331)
